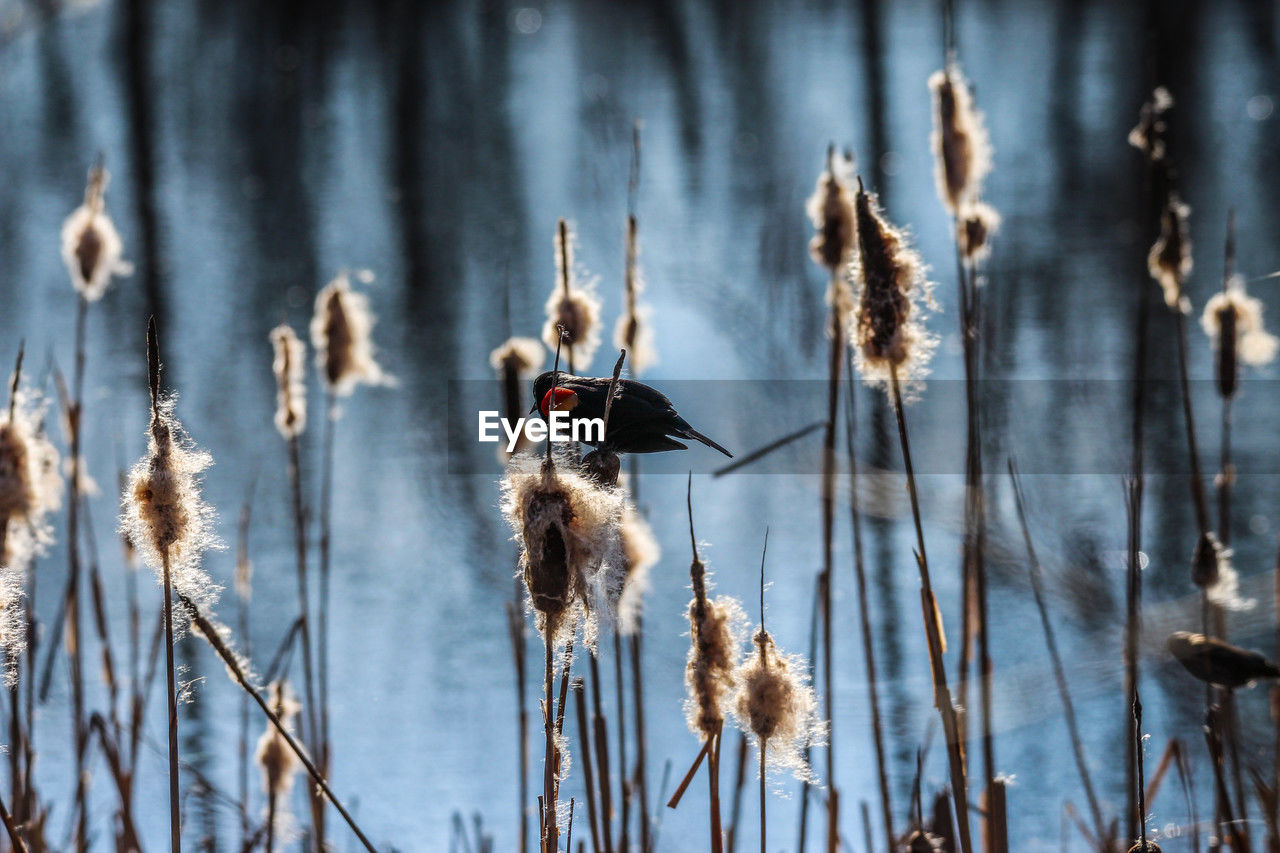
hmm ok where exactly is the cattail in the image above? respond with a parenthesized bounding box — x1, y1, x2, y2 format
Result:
(1128, 87, 1174, 162)
(614, 216, 657, 374)
(928, 63, 993, 213)
(849, 179, 937, 390)
(311, 270, 391, 398)
(1148, 195, 1192, 313)
(270, 325, 307, 440)
(903, 829, 944, 852)
(732, 628, 824, 782)
(1190, 530, 1251, 612)
(256, 680, 302, 797)
(489, 337, 545, 378)
(684, 538, 746, 741)
(805, 148, 856, 276)
(616, 501, 659, 637)
(60, 162, 132, 301)
(1202, 274, 1278, 397)
(542, 220, 602, 371)
(956, 199, 1001, 263)
(120, 396, 219, 611)
(501, 452, 624, 648)
(0, 393, 63, 571)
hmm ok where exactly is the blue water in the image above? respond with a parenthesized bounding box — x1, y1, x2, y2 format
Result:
(1, 0, 1279, 850)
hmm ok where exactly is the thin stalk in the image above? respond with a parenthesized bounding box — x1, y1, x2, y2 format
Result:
(1124, 476, 1143, 851)
(797, 573, 821, 853)
(588, 652, 614, 853)
(319, 392, 336, 770)
(1009, 460, 1105, 841)
(889, 364, 972, 853)
(1173, 309, 1212, 537)
(709, 723, 725, 853)
(844, 351, 893, 851)
(725, 732, 747, 853)
(574, 679, 603, 853)
(177, 594, 377, 852)
(68, 294, 89, 852)
(759, 743, 766, 853)
(162, 549, 182, 852)
(286, 434, 324, 851)
(0, 786, 28, 853)
(543, 636, 558, 853)
(508, 596, 530, 853)
(612, 632, 629, 853)
(819, 271, 842, 853)
(266, 788, 277, 853)
(630, 628, 650, 853)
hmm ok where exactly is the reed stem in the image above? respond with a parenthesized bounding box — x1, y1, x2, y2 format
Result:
(162, 549, 181, 852)
(759, 743, 766, 853)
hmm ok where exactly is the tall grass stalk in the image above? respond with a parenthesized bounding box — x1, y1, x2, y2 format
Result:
(889, 365, 972, 853)
(574, 677, 603, 853)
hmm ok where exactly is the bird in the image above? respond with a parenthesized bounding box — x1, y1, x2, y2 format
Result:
(530, 371, 732, 457)
(1166, 631, 1280, 689)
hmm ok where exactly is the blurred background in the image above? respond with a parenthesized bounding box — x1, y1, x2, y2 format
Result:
(1, 0, 1279, 849)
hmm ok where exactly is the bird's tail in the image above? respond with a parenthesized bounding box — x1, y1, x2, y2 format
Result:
(685, 429, 732, 458)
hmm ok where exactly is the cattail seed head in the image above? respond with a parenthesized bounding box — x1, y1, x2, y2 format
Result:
(60, 163, 132, 302)
(904, 829, 944, 853)
(1202, 274, 1278, 398)
(732, 627, 824, 782)
(489, 337, 545, 377)
(616, 501, 659, 637)
(121, 397, 219, 610)
(311, 271, 391, 398)
(1128, 87, 1173, 162)
(615, 217, 657, 375)
(0, 391, 62, 570)
(956, 200, 1001, 263)
(255, 680, 302, 798)
(269, 325, 307, 439)
(684, 544, 747, 741)
(1190, 530, 1252, 612)
(501, 452, 624, 648)
(928, 63, 993, 213)
(806, 148, 856, 274)
(850, 180, 937, 392)
(1148, 195, 1192, 313)
(542, 220, 602, 370)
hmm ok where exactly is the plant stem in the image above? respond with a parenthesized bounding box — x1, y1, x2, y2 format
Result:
(629, 629, 650, 853)
(162, 549, 181, 852)
(759, 743, 766, 853)
(68, 294, 88, 853)
(889, 365, 972, 853)
(543, 636, 558, 853)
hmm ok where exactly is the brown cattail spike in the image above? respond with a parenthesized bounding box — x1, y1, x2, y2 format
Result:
(1148, 194, 1192, 313)
(542, 220, 602, 371)
(1203, 274, 1278, 398)
(928, 62, 992, 213)
(311, 271, 391, 399)
(61, 162, 131, 301)
(849, 179, 936, 391)
(270, 325, 307, 440)
(805, 146, 856, 274)
(1128, 87, 1173, 162)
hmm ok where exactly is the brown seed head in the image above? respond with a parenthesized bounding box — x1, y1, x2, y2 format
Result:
(928, 64, 993, 213)
(732, 627, 824, 781)
(850, 181, 936, 392)
(805, 149, 856, 273)
(311, 271, 390, 398)
(269, 325, 307, 439)
(1148, 196, 1192, 313)
(616, 501, 659, 636)
(1203, 275, 1278, 398)
(956, 200, 1001, 263)
(1128, 87, 1173, 162)
(0, 389, 63, 570)
(255, 680, 302, 798)
(60, 163, 131, 301)
(542, 220, 602, 370)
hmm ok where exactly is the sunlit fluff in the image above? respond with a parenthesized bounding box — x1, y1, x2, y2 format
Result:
(805, 150, 856, 275)
(542, 220, 602, 370)
(929, 63, 993, 213)
(1202, 275, 1278, 368)
(0, 390, 63, 570)
(501, 452, 624, 649)
(270, 325, 307, 439)
(1128, 87, 1174, 162)
(311, 271, 391, 398)
(1148, 196, 1192, 313)
(255, 680, 302, 798)
(616, 501, 659, 637)
(956, 200, 1001, 264)
(121, 397, 219, 612)
(733, 628, 825, 783)
(849, 181, 937, 393)
(685, 547, 747, 741)
(60, 164, 132, 301)
(615, 217, 657, 374)
(488, 337, 545, 377)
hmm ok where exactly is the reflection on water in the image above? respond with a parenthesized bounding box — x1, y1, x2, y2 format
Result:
(1, 0, 1278, 848)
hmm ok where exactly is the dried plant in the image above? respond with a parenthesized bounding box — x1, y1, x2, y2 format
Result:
(850, 179, 937, 392)
(256, 680, 301, 853)
(1148, 195, 1193, 313)
(1203, 274, 1279, 395)
(733, 628, 824, 783)
(1128, 87, 1174, 162)
(60, 163, 132, 302)
(955, 199, 1001, 263)
(269, 325, 307, 440)
(542, 220, 602, 372)
(928, 62, 993, 214)
(684, 551, 746, 743)
(0, 376, 63, 574)
(501, 452, 624, 648)
(490, 337, 546, 378)
(616, 500, 659, 637)
(311, 270, 391, 398)
(805, 147, 857, 278)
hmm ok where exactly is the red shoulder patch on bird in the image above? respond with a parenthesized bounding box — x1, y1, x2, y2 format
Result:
(539, 387, 579, 417)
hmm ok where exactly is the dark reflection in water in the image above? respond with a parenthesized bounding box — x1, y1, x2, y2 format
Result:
(0, 0, 1278, 848)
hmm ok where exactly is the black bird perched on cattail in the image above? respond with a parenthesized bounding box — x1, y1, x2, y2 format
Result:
(1167, 631, 1280, 689)
(531, 372, 732, 457)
